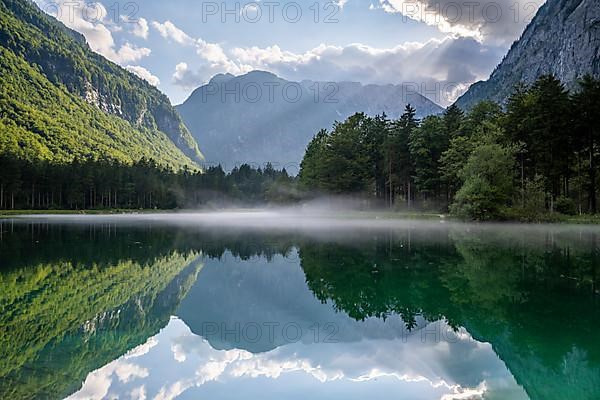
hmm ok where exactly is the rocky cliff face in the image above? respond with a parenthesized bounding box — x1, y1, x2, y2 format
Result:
(456, 0, 600, 109)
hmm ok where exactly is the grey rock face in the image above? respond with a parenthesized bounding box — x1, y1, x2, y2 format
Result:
(456, 0, 600, 110)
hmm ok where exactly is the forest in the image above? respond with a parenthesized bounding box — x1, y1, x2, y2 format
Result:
(1, 74, 599, 220)
(0, 156, 298, 210)
(299, 75, 600, 220)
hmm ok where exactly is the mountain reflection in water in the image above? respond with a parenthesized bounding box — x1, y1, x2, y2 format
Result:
(0, 216, 598, 400)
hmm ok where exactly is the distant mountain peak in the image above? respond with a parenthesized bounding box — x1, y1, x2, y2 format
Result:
(243, 70, 279, 80)
(177, 75, 443, 168)
(208, 73, 235, 85)
(208, 71, 282, 86)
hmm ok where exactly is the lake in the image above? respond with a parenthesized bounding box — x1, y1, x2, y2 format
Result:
(1, 213, 599, 400)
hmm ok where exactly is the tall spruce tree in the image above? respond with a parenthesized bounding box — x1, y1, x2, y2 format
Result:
(409, 115, 448, 201)
(385, 105, 418, 206)
(443, 104, 464, 138)
(529, 75, 572, 208)
(572, 75, 600, 213)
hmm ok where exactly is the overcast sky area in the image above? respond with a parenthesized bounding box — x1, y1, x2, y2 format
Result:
(35, 0, 546, 105)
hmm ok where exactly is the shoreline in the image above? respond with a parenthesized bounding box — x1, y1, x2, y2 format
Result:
(2, 209, 600, 224)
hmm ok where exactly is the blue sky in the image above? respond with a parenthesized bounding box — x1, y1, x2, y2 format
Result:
(36, 0, 545, 105)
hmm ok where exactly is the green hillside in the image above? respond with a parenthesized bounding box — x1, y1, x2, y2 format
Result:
(0, 0, 203, 169)
(0, 249, 201, 399)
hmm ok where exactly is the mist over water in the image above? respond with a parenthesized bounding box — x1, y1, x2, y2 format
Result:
(11, 202, 600, 237)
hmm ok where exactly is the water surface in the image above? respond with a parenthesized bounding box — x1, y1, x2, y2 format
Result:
(1, 214, 599, 399)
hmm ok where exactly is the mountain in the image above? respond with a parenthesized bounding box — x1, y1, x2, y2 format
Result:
(177, 71, 443, 169)
(456, 0, 600, 110)
(0, 0, 203, 168)
(0, 221, 202, 399)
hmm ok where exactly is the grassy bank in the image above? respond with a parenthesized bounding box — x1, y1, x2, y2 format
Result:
(2, 209, 600, 224)
(0, 209, 174, 217)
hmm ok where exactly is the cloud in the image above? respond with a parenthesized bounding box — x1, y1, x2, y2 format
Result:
(66, 362, 149, 400)
(71, 317, 523, 399)
(196, 39, 230, 65)
(172, 38, 501, 104)
(37, 0, 151, 64)
(114, 363, 149, 383)
(336, 0, 349, 10)
(120, 15, 149, 39)
(131, 17, 149, 39)
(173, 62, 204, 89)
(225, 38, 503, 104)
(165, 318, 493, 392)
(126, 65, 161, 86)
(130, 386, 147, 400)
(112, 43, 151, 64)
(151, 20, 195, 45)
(172, 59, 252, 90)
(378, 0, 545, 45)
(230, 44, 315, 65)
(124, 337, 159, 359)
(150, 21, 250, 87)
(148, 9, 502, 105)
(195, 39, 250, 77)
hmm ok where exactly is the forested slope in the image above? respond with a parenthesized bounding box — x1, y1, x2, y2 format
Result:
(0, 0, 203, 168)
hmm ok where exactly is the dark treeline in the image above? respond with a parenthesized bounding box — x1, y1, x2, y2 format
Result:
(299, 75, 600, 220)
(0, 157, 298, 210)
(2, 74, 599, 219)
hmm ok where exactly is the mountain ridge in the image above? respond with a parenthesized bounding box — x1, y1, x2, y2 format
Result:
(177, 71, 443, 168)
(0, 0, 203, 167)
(456, 0, 600, 109)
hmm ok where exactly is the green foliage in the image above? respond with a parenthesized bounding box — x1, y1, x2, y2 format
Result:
(384, 105, 418, 204)
(555, 196, 577, 215)
(462, 101, 503, 135)
(0, 0, 202, 167)
(442, 103, 464, 137)
(439, 105, 502, 196)
(299, 106, 430, 206)
(322, 114, 374, 193)
(299, 113, 383, 194)
(298, 226, 600, 398)
(0, 154, 297, 210)
(571, 75, 600, 213)
(439, 135, 474, 192)
(299, 129, 328, 189)
(0, 249, 200, 399)
(299, 75, 600, 220)
(450, 141, 515, 220)
(409, 115, 448, 197)
(519, 174, 548, 215)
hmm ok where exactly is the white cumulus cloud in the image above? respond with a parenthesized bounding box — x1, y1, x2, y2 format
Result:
(126, 65, 161, 86)
(194, 38, 504, 104)
(159, 12, 503, 105)
(151, 20, 195, 45)
(131, 17, 149, 39)
(36, 0, 151, 64)
(172, 62, 202, 89)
